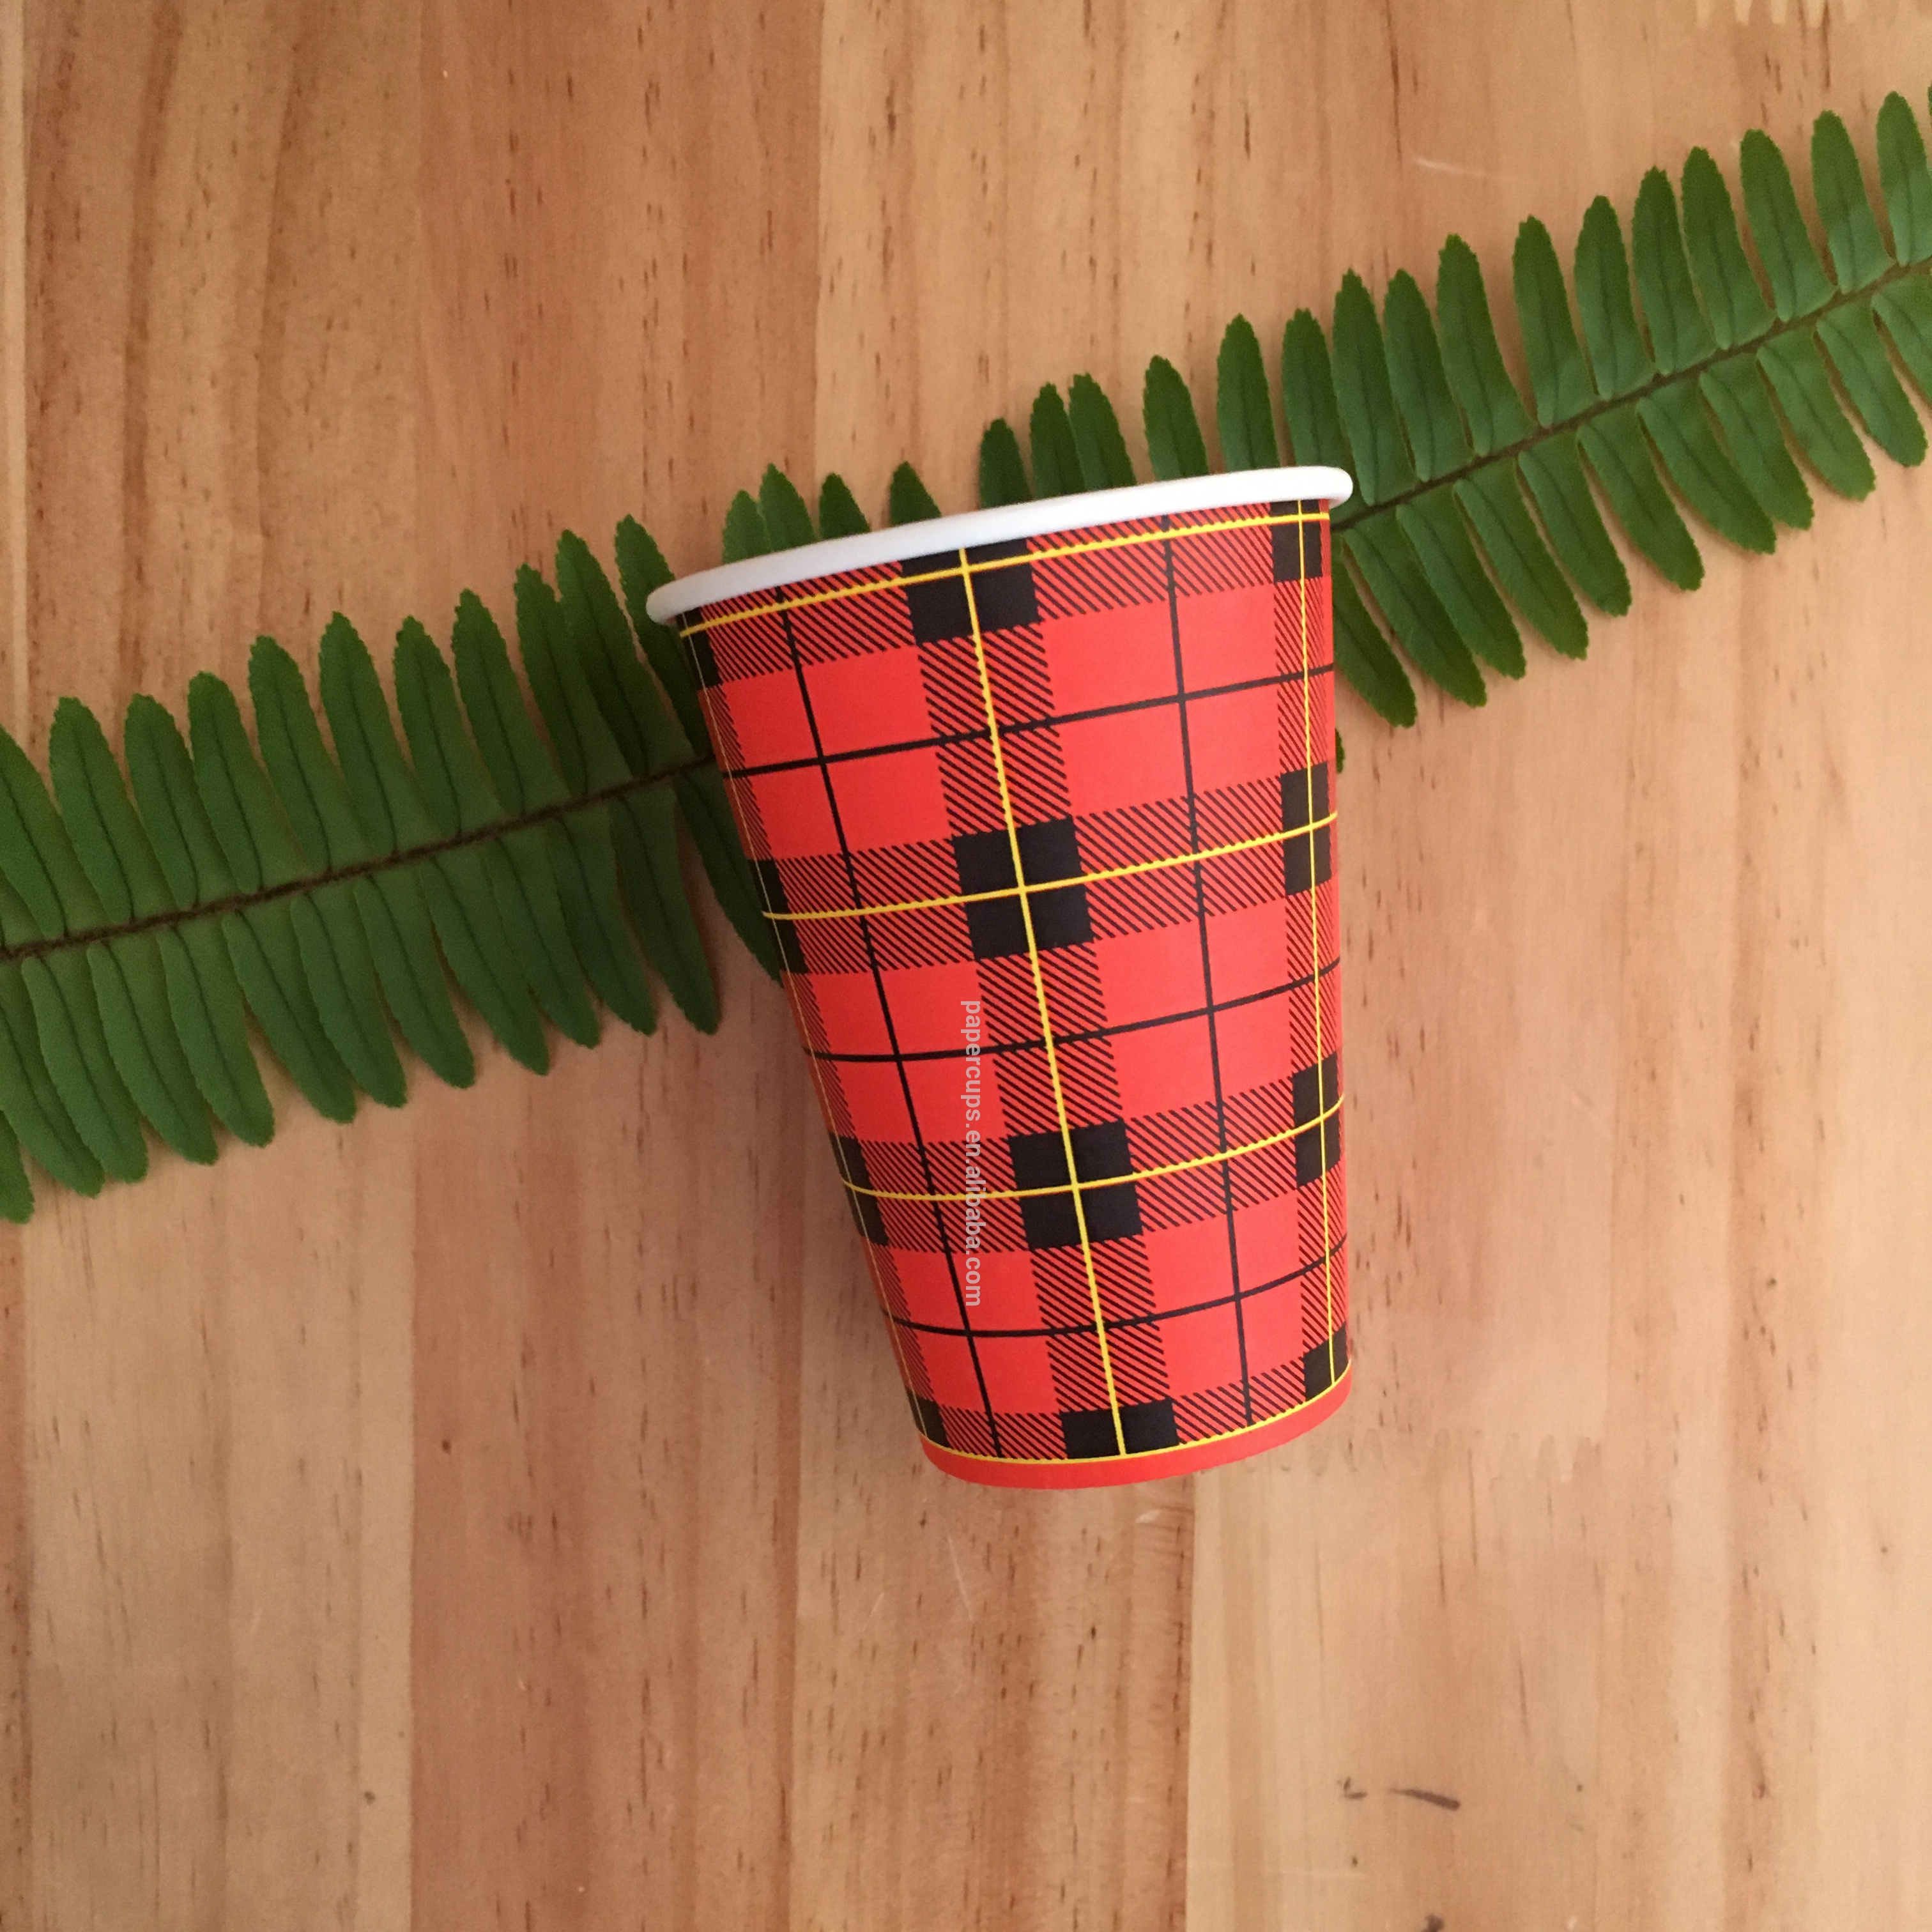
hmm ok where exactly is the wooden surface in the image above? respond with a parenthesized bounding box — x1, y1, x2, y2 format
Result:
(4, 2, 1931, 1926)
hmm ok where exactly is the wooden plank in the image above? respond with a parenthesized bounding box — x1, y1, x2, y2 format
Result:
(408, 6, 822, 1928)
(1186, 10, 1932, 1931)
(13, 3, 420, 1924)
(800, 11, 1195, 1929)
(0, 5, 29, 1921)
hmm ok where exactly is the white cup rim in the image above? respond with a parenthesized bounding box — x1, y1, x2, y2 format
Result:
(643, 465, 1354, 624)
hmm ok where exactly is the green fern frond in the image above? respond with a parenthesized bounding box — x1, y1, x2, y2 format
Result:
(1028, 385, 1082, 498)
(0, 526, 761, 1220)
(1068, 374, 1137, 489)
(816, 473, 871, 538)
(758, 466, 816, 550)
(726, 88, 1932, 732)
(978, 419, 1032, 505)
(1142, 356, 1209, 480)
(887, 462, 941, 525)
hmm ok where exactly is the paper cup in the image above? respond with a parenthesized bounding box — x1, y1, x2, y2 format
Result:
(648, 466, 1354, 1487)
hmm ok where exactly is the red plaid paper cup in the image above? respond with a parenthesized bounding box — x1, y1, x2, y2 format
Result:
(648, 467, 1354, 1487)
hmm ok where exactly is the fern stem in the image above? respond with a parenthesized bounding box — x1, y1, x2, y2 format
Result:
(0, 753, 717, 970)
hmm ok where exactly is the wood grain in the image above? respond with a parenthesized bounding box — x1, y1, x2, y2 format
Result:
(1184, 13, 1932, 1932)
(3, 3, 1930, 1927)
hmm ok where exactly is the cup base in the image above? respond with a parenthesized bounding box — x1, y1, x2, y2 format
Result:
(917, 1369, 1352, 1489)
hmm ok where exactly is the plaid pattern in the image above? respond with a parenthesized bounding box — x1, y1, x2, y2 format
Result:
(678, 500, 1349, 1484)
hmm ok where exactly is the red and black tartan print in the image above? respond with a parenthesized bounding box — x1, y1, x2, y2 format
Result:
(677, 499, 1349, 1485)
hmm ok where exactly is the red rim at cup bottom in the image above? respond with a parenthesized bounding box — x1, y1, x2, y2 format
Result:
(918, 1369, 1352, 1487)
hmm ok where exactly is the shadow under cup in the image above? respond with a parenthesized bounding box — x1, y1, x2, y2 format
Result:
(648, 467, 1354, 1488)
